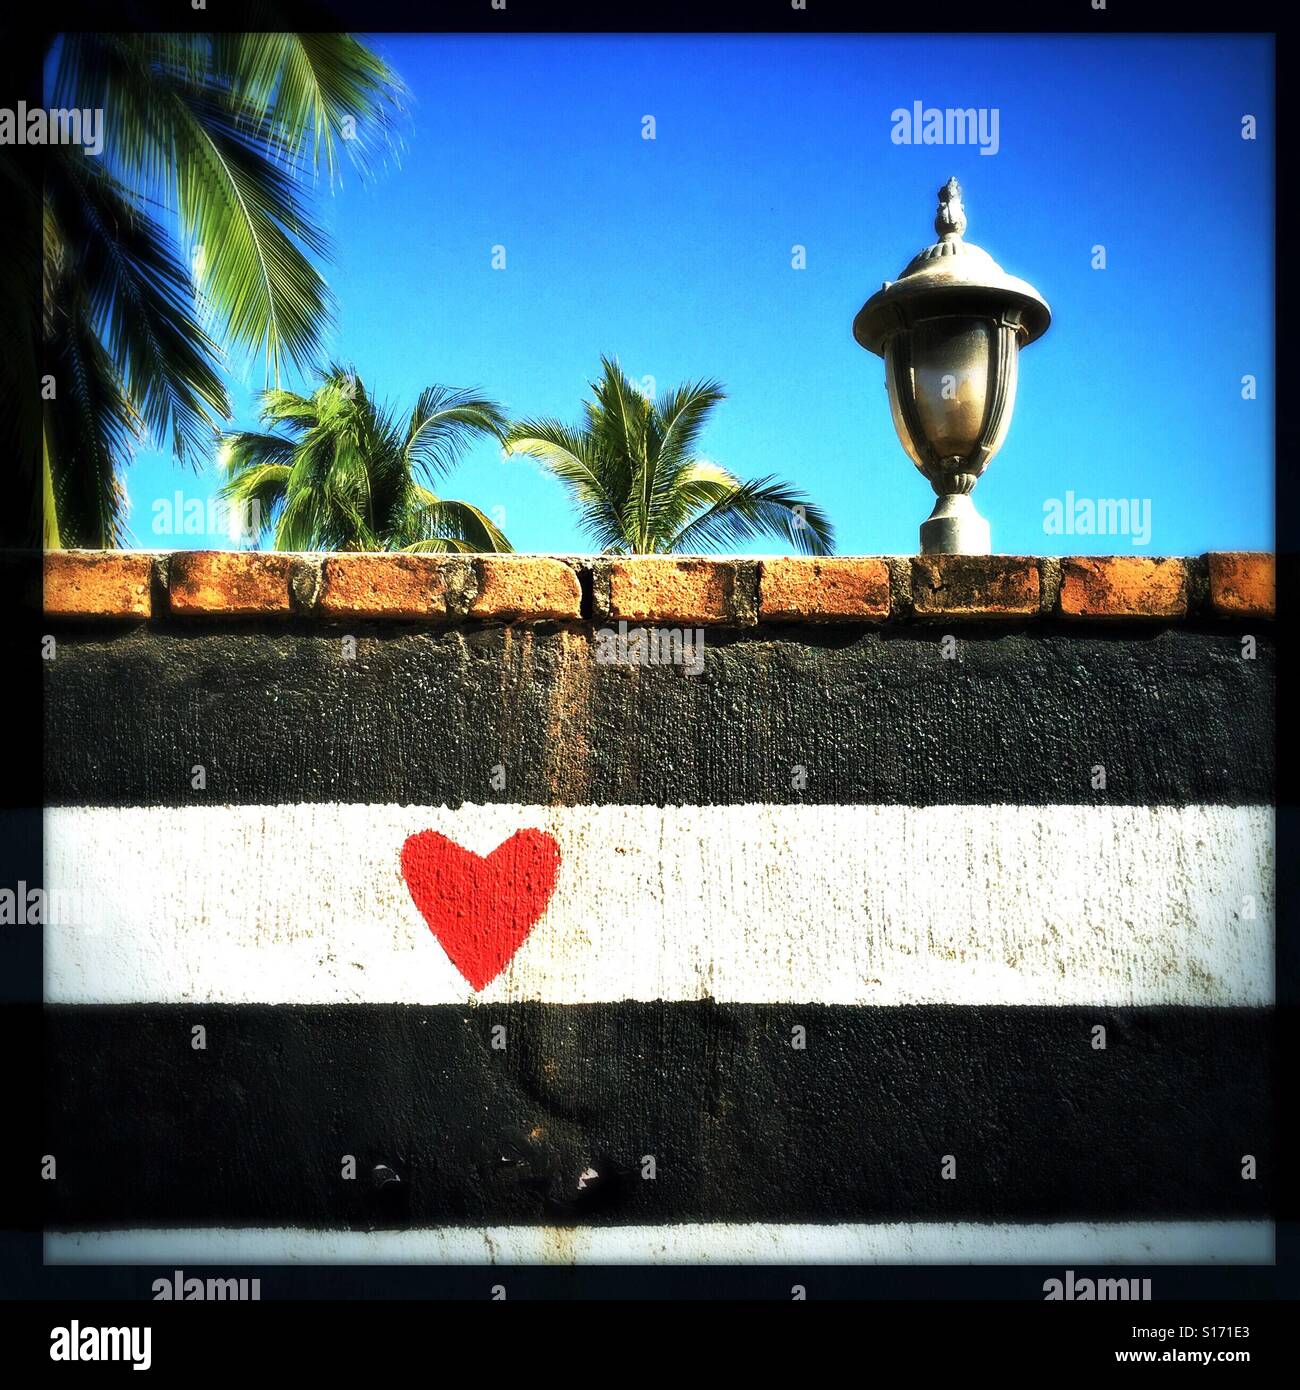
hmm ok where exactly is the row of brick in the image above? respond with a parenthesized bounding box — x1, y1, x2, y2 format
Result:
(43, 550, 1275, 623)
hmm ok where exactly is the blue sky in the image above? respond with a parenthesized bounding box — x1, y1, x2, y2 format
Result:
(120, 33, 1273, 556)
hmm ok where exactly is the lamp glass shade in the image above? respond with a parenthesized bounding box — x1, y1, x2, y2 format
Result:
(884, 316, 1020, 491)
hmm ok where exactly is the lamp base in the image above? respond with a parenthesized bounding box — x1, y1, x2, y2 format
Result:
(920, 493, 991, 556)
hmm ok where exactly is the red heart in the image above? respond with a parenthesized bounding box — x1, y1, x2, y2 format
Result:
(400, 829, 561, 991)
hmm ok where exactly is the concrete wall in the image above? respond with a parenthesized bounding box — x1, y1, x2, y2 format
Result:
(41, 551, 1275, 1264)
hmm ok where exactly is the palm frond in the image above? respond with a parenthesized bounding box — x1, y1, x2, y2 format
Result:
(219, 368, 513, 552)
(44, 283, 143, 548)
(170, 84, 333, 379)
(44, 30, 406, 547)
(506, 417, 625, 551)
(254, 388, 324, 432)
(2, 144, 44, 548)
(589, 356, 652, 547)
(404, 386, 509, 483)
(212, 32, 407, 185)
(642, 377, 727, 546)
(652, 377, 726, 468)
(667, 469, 836, 556)
(50, 31, 407, 383)
(513, 360, 836, 556)
(402, 489, 513, 553)
(45, 150, 229, 466)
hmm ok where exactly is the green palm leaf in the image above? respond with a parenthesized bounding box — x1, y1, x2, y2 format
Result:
(46, 150, 229, 466)
(505, 418, 627, 552)
(402, 490, 513, 553)
(404, 386, 510, 483)
(668, 467, 835, 556)
(44, 28, 405, 547)
(507, 359, 835, 556)
(219, 367, 512, 553)
(44, 281, 143, 547)
(212, 32, 408, 185)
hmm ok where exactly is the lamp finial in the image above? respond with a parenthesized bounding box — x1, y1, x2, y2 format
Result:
(935, 177, 966, 239)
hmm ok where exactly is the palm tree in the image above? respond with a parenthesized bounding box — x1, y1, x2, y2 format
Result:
(218, 366, 512, 552)
(42, 31, 405, 547)
(505, 357, 834, 555)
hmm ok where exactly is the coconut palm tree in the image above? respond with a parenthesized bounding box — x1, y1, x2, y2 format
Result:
(505, 357, 834, 555)
(42, 30, 405, 547)
(218, 366, 512, 552)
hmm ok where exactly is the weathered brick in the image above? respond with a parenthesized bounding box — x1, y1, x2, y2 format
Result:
(910, 555, 1040, 620)
(471, 557, 582, 620)
(603, 558, 751, 625)
(1207, 552, 1274, 618)
(319, 554, 454, 619)
(168, 551, 295, 616)
(44, 551, 153, 619)
(47, 549, 1263, 627)
(760, 558, 891, 622)
(1059, 556, 1187, 620)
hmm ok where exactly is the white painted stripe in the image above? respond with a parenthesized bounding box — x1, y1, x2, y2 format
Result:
(44, 803, 1273, 1006)
(46, 1222, 1274, 1267)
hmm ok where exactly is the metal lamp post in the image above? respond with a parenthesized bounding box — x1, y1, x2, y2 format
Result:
(853, 178, 1051, 555)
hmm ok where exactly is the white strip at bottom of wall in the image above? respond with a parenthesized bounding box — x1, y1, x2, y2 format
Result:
(46, 1222, 1274, 1267)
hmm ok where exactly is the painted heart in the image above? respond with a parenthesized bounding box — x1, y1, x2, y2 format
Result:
(400, 829, 561, 991)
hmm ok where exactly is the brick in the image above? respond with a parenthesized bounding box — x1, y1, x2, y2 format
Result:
(168, 551, 295, 616)
(1059, 556, 1187, 620)
(319, 554, 455, 619)
(603, 558, 751, 625)
(471, 557, 582, 620)
(44, 551, 153, 619)
(910, 555, 1040, 620)
(48, 549, 1253, 628)
(1207, 552, 1274, 618)
(760, 558, 891, 622)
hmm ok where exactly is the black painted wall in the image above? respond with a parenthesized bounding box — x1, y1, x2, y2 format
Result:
(46, 621, 1274, 807)
(42, 619, 1275, 1230)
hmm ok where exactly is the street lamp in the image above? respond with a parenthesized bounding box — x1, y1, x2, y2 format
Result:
(853, 178, 1051, 555)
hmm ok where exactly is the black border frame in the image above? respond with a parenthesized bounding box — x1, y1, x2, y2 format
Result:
(2, 0, 1293, 1342)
